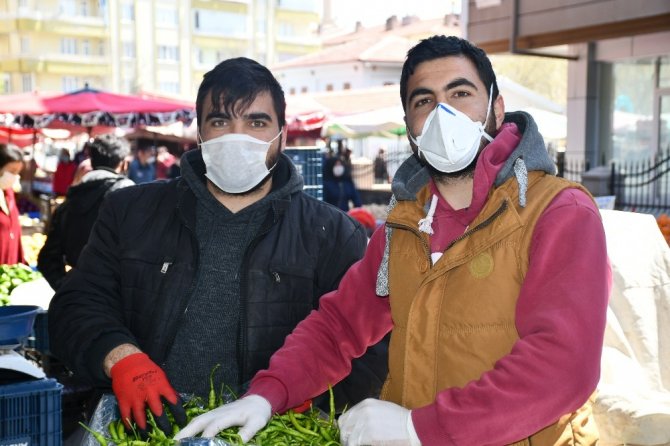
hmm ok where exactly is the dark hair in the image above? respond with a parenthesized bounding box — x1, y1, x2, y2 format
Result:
(0, 144, 24, 169)
(400, 35, 499, 111)
(87, 134, 130, 169)
(196, 57, 286, 131)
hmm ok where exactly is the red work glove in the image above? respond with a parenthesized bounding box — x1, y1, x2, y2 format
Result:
(111, 352, 186, 433)
(290, 399, 313, 414)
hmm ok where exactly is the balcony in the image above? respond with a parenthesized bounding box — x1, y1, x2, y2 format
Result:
(0, 53, 109, 76)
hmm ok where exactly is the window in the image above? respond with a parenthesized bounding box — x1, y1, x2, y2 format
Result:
(20, 37, 30, 54)
(157, 45, 179, 62)
(158, 81, 179, 94)
(343, 82, 351, 90)
(660, 56, 670, 89)
(156, 6, 178, 27)
(193, 9, 246, 36)
(276, 0, 319, 13)
(60, 38, 78, 55)
(121, 1, 134, 21)
(122, 78, 134, 93)
(21, 74, 32, 93)
(79, 0, 89, 16)
(326, 84, 333, 91)
(81, 39, 90, 55)
(301, 86, 308, 93)
(289, 87, 295, 95)
(62, 76, 79, 92)
(607, 59, 655, 162)
(277, 22, 294, 38)
(122, 42, 135, 58)
(18, 0, 29, 7)
(1, 74, 9, 94)
(99, 42, 105, 56)
(60, 0, 76, 15)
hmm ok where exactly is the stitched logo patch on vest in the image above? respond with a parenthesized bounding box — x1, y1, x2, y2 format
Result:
(469, 252, 494, 278)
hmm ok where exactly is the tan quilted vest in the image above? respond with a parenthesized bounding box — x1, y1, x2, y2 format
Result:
(382, 172, 599, 445)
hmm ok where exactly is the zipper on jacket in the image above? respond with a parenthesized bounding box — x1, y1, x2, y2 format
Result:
(385, 222, 432, 264)
(237, 210, 277, 384)
(159, 200, 200, 365)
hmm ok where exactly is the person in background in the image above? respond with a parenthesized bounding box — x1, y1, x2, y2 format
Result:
(155, 146, 176, 180)
(0, 143, 25, 265)
(48, 57, 384, 436)
(167, 150, 182, 179)
(37, 135, 134, 291)
(175, 35, 611, 446)
(373, 147, 390, 184)
(127, 142, 156, 184)
(323, 144, 363, 211)
(51, 148, 77, 197)
(71, 143, 92, 187)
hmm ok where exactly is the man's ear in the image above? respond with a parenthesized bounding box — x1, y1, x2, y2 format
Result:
(280, 125, 288, 151)
(494, 94, 505, 129)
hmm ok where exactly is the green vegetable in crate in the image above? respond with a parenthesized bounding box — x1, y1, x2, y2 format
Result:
(81, 365, 341, 446)
(0, 264, 41, 305)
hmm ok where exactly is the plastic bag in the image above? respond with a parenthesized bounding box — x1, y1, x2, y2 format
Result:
(80, 394, 237, 446)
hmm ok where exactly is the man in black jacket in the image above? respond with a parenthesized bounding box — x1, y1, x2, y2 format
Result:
(48, 58, 380, 434)
(37, 134, 134, 291)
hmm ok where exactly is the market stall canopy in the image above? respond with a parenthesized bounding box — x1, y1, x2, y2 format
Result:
(1, 86, 195, 130)
(0, 91, 58, 115)
(0, 127, 39, 148)
(321, 105, 405, 138)
(285, 94, 330, 140)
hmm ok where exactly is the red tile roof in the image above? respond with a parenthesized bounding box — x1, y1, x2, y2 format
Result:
(272, 15, 461, 69)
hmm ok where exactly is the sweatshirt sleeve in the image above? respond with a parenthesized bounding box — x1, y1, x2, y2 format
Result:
(247, 224, 393, 412)
(412, 188, 611, 445)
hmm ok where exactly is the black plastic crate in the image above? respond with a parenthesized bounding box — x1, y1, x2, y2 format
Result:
(285, 148, 324, 200)
(0, 378, 63, 446)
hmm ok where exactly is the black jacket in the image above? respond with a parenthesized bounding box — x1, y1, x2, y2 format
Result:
(49, 150, 384, 409)
(37, 169, 134, 291)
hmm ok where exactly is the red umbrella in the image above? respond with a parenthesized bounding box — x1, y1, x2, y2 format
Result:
(43, 87, 194, 114)
(0, 91, 57, 115)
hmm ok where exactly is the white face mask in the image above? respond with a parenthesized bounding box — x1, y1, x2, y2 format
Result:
(199, 130, 282, 194)
(410, 85, 494, 173)
(0, 171, 19, 191)
(333, 164, 345, 177)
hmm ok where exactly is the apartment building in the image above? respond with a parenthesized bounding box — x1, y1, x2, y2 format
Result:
(0, 0, 321, 97)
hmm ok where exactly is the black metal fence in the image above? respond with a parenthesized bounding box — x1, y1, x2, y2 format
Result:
(609, 150, 670, 215)
(555, 150, 670, 216)
(555, 151, 590, 183)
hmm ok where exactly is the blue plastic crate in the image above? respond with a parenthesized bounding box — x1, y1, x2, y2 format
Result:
(285, 148, 324, 200)
(0, 378, 63, 446)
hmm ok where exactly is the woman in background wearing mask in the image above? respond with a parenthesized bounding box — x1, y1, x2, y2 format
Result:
(0, 143, 25, 265)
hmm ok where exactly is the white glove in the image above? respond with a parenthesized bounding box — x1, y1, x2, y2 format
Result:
(338, 398, 421, 446)
(173, 394, 271, 443)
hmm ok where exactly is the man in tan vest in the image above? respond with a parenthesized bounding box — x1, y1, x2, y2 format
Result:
(176, 35, 611, 446)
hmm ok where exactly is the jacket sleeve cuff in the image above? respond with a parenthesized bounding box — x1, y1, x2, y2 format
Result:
(412, 404, 456, 446)
(84, 331, 139, 385)
(243, 376, 289, 414)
